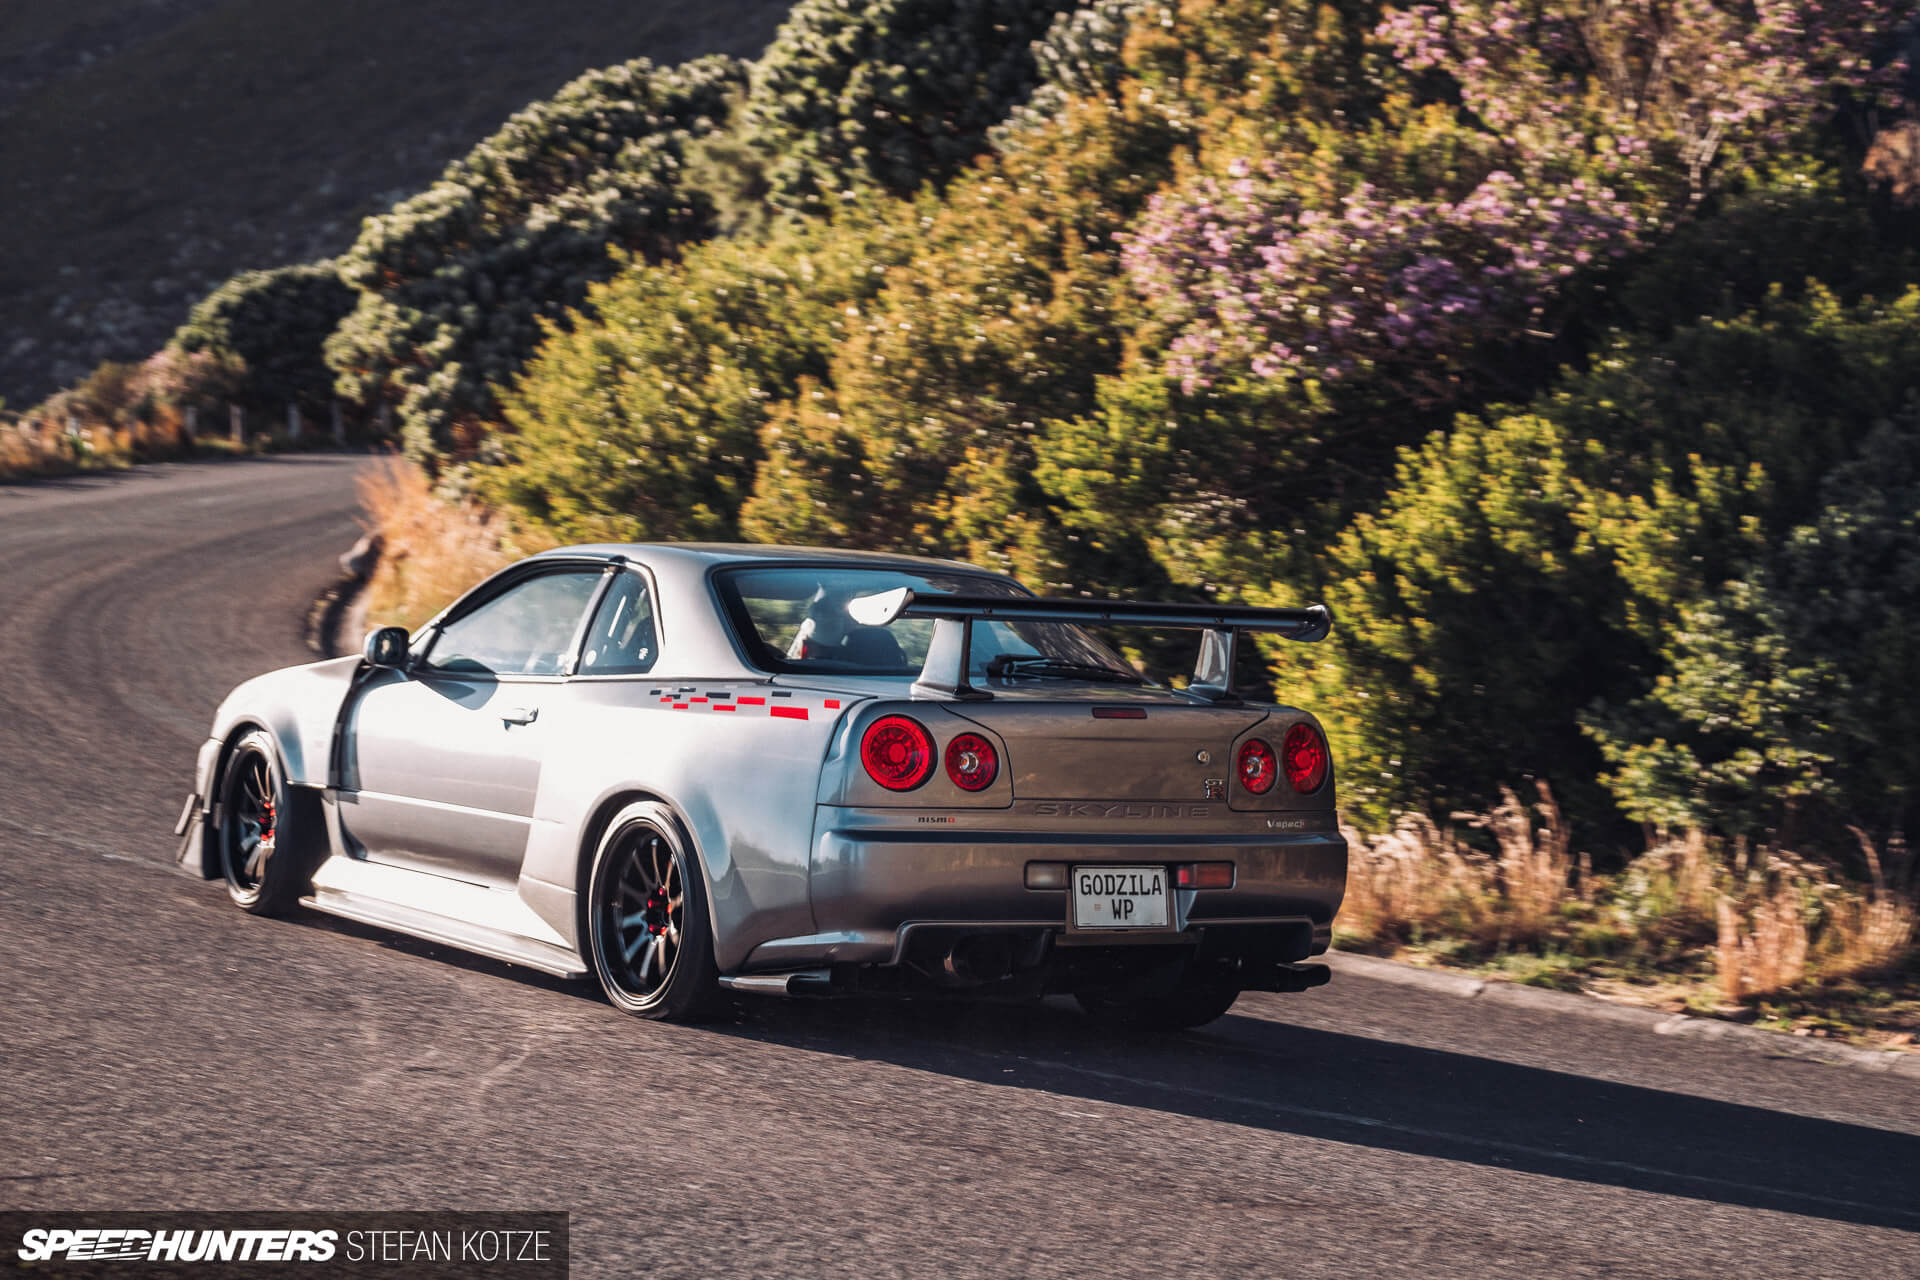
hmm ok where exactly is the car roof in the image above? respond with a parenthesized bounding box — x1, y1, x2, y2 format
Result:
(529, 542, 1003, 577)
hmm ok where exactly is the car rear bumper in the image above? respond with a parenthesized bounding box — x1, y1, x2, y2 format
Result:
(743, 820, 1347, 970)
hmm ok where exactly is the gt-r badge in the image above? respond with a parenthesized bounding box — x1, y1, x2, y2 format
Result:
(1203, 778, 1226, 800)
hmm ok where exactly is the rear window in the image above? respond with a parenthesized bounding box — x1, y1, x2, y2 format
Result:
(713, 565, 1141, 680)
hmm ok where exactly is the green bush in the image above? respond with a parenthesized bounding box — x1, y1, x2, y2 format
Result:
(1783, 420, 1920, 826)
(988, 0, 1148, 146)
(739, 0, 1083, 218)
(324, 55, 746, 462)
(990, 0, 1136, 145)
(168, 263, 354, 421)
(1316, 284, 1920, 843)
(1305, 410, 1631, 830)
(739, 0, 1394, 591)
(480, 209, 917, 541)
(1587, 415, 1920, 845)
(1610, 163, 1920, 339)
(736, 42, 1197, 583)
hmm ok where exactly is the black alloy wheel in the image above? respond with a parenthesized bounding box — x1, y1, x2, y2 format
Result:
(587, 803, 719, 1021)
(218, 730, 305, 914)
(603, 826, 685, 1000)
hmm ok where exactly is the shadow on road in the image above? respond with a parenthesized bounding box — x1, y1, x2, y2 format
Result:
(708, 997, 1920, 1233)
(292, 908, 1920, 1233)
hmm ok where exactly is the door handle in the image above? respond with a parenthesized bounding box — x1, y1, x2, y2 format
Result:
(501, 706, 539, 726)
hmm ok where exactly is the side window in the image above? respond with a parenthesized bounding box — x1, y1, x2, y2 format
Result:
(424, 570, 603, 677)
(577, 572, 658, 676)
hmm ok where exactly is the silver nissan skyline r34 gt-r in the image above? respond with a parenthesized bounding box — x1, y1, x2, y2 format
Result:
(177, 544, 1347, 1027)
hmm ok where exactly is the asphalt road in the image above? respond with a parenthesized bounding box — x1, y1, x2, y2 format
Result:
(3, 457, 1917, 1277)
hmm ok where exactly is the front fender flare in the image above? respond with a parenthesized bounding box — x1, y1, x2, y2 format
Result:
(205, 654, 363, 788)
(179, 655, 364, 879)
(178, 727, 332, 883)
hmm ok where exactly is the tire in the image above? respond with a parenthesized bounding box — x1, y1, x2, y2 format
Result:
(216, 730, 307, 916)
(585, 802, 720, 1022)
(1074, 970, 1243, 1031)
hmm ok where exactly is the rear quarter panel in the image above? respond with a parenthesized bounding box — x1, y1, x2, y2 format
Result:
(518, 680, 853, 971)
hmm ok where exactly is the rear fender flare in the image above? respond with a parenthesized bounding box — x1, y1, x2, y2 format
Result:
(570, 796, 719, 968)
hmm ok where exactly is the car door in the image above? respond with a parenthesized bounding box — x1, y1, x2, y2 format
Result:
(337, 564, 608, 887)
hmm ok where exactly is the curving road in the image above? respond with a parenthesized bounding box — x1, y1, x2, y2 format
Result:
(2, 457, 1917, 1277)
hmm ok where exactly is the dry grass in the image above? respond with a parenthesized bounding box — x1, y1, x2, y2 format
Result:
(1342, 790, 1918, 1018)
(1712, 831, 1916, 999)
(1336, 810, 1484, 941)
(1, 349, 247, 480)
(1716, 881, 1810, 1000)
(1661, 828, 1720, 927)
(1464, 781, 1582, 943)
(1824, 893, 1916, 980)
(356, 456, 557, 629)
(1339, 781, 1580, 949)
(0, 408, 198, 480)
(0, 420, 43, 475)
(1820, 828, 1915, 982)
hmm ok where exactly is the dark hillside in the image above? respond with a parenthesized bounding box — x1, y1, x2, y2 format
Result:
(0, 0, 792, 406)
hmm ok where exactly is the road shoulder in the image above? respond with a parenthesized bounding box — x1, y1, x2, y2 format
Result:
(1328, 950, 1920, 1079)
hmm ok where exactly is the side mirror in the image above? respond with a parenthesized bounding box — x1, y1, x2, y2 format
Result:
(362, 626, 411, 669)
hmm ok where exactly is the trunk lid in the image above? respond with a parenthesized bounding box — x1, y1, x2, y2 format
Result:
(948, 684, 1268, 803)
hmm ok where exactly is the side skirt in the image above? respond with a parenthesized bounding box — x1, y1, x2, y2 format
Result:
(300, 855, 588, 979)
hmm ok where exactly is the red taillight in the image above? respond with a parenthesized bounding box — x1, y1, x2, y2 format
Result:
(1238, 738, 1276, 794)
(861, 716, 934, 791)
(944, 732, 999, 791)
(1282, 722, 1329, 793)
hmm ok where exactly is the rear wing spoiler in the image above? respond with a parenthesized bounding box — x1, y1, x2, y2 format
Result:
(847, 588, 1332, 702)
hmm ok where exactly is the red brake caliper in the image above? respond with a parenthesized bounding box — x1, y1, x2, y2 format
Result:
(646, 888, 667, 935)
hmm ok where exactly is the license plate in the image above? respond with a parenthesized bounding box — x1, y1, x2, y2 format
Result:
(1071, 865, 1170, 930)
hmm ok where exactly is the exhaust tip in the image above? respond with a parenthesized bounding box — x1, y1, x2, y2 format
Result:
(943, 934, 1016, 985)
(1267, 961, 1331, 993)
(719, 969, 837, 997)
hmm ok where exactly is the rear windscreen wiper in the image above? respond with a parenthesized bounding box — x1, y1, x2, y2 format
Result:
(985, 655, 1148, 684)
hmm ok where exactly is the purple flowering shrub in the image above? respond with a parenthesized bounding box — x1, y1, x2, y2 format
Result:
(1124, 0, 1913, 397)
(1379, 0, 1910, 194)
(1123, 161, 1640, 396)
